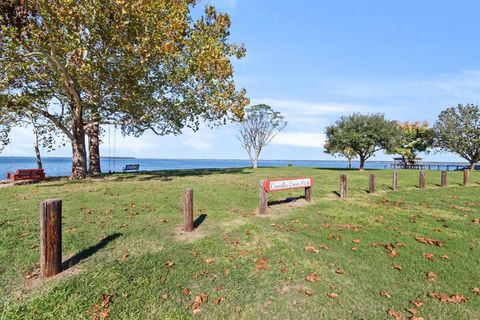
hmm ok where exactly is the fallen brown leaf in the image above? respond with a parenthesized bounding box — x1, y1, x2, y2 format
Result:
(335, 268, 345, 274)
(380, 290, 391, 298)
(162, 293, 168, 300)
(407, 308, 418, 314)
(305, 272, 321, 282)
(255, 257, 269, 270)
(352, 239, 361, 244)
(204, 258, 215, 265)
(422, 253, 435, 261)
(304, 245, 320, 253)
(327, 292, 339, 299)
(471, 287, 480, 295)
(441, 254, 449, 260)
(165, 260, 174, 269)
(393, 264, 403, 271)
(214, 296, 225, 304)
(183, 288, 192, 296)
(415, 236, 444, 246)
(387, 308, 403, 320)
(428, 292, 467, 303)
(410, 300, 424, 308)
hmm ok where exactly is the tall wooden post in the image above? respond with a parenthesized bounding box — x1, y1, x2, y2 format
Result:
(441, 170, 448, 187)
(369, 174, 376, 194)
(40, 199, 62, 278)
(183, 188, 194, 232)
(305, 186, 312, 202)
(392, 171, 398, 191)
(340, 174, 347, 199)
(259, 180, 268, 215)
(419, 170, 426, 189)
(463, 169, 470, 186)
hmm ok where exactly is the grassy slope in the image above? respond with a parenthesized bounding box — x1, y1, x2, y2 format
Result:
(0, 167, 479, 319)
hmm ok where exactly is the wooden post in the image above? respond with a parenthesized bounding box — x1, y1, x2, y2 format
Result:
(419, 170, 426, 189)
(340, 174, 347, 199)
(40, 199, 62, 278)
(392, 171, 398, 191)
(369, 174, 376, 194)
(259, 180, 268, 215)
(441, 170, 448, 187)
(305, 186, 312, 202)
(183, 188, 194, 232)
(464, 169, 470, 186)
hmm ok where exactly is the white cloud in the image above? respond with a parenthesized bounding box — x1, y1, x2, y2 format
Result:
(422, 70, 480, 101)
(250, 98, 375, 115)
(183, 131, 214, 150)
(272, 132, 326, 148)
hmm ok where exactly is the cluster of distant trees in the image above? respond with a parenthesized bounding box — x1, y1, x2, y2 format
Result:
(324, 104, 480, 171)
(238, 103, 480, 171)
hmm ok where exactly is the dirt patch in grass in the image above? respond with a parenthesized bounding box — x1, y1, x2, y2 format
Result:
(172, 225, 207, 243)
(17, 255, 84, 298)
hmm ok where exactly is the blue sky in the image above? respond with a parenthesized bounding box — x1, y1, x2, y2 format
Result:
(4, 0, 480, 161)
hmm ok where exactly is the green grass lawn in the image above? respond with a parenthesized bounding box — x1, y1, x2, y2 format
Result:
(0, 167, 479, 319)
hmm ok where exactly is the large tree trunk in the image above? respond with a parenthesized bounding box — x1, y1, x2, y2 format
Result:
(70, 111, 87, 180)
(87, 122, 101, 175)
(359, 156, 365, 170)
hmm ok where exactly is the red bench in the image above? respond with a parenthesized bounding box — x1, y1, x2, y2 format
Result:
(7, 169, 46, 181)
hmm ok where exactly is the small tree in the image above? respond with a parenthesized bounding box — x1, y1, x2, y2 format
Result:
(325, 113, 401, 170)
(392, 121, 433, 166)
(238, 104, 286, 169)
(433, 104, 480, 171)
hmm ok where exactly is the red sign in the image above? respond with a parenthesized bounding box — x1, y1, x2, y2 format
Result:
(264, 177, 314, 192)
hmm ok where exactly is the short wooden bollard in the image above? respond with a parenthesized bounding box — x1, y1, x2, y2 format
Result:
(441, 170, 448, 187)
(183, 188, 194, 232)
(40, 199, 62, 278)
(369, 174, 376, 194)
(259, 180, 268, 215)
(340, 174, 347, 199)
(305, 186, 312, 202)
(392, 171, 398, 191)
(419, 170, 426, 189)
(464, 169, 470, 186)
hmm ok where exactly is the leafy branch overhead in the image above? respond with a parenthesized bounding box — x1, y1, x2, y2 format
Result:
(0, 0, 249, 178)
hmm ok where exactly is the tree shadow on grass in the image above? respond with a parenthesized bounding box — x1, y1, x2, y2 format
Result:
(105, 167, 252, 182)
(63, 233, 122, 270)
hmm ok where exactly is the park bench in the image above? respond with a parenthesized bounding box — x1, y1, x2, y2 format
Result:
(7, 168, 45, 181)
(122, 164, 140, 172)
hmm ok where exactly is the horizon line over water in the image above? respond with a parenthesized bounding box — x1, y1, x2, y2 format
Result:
(0, 157, 471, 179)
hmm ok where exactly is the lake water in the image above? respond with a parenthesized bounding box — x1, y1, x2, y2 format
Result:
(0, 157, 390, 178)
(0, 157, 470, 179)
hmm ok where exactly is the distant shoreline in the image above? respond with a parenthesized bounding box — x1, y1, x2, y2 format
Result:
(0, 156, 470, 165)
